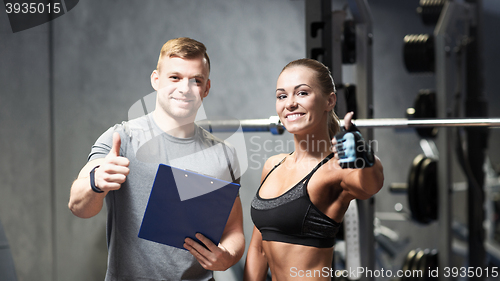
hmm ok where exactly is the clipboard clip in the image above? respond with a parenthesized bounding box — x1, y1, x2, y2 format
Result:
(183, 168, 218, 183)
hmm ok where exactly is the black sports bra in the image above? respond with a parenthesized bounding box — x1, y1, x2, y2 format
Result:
(251, 153, 341, 248)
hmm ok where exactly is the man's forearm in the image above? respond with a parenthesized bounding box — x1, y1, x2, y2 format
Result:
(219, 197, 245, 267)
(219, 230, 245, 267)
(68, 159, 107, 218)
(69, 176, 106, 218)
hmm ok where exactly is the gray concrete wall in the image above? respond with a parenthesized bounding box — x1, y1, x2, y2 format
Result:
(1, 1, 500, 281)
(0, 10, 53, 281)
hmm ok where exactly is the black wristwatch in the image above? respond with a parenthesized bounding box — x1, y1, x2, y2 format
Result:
(90, 165, 104, 193)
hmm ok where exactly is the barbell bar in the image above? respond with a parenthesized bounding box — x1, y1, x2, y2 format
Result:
(350, 118, 500, 129)
(196, 117, 500, 135)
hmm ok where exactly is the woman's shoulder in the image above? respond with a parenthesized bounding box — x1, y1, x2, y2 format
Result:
(261, 153, 289, 173)
(265, 153, 290, 165)
(258, 153, 290, 183)
(267, 153, 290, 162)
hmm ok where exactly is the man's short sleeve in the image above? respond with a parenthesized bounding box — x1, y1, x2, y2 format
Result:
(88, 124, 123, 162)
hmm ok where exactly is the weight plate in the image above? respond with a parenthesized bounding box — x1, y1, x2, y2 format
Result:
(408, 155, 426, 223)
(415, 157, 438, 224)
(401, 248, 419, 281)
(401, 249, 415, 281)
(410, 249, 425, 281)
(413, 90, 437, 138)
(418, 249, 431, 280)
(426, 161, 438, 222)
(426, 249, 439, 281)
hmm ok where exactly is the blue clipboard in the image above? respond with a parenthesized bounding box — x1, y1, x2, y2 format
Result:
(138, 164, 241, 250)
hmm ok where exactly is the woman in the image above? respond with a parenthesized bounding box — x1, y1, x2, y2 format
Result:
(244, 58, 384, 280)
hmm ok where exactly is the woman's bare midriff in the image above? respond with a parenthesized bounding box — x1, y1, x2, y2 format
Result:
(263, 240, 334, 280)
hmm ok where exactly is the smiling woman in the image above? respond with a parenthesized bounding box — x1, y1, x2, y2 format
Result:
(276, 59, 341, 140)
(244, 58, 384, 281)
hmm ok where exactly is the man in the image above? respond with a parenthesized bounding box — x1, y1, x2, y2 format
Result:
(69, 37, 245, 280)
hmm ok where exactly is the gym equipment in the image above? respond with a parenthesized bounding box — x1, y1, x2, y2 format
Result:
(413, 156, 438, 224)
(403, 34, 435, 73)
(390, 154, 438, 225)
(300, 1, 490, 280)
(401, 248, 438, 281)
(417, 0, 447, 26)
(406, 90, 438, 138)
(197, 115, 499, 226)
(342, 20, 356, 64)
(196, 117, 500, 135)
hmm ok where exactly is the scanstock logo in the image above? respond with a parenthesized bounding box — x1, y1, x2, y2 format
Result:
(4, 0, 79, 33)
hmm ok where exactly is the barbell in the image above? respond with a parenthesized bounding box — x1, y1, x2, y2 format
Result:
(196, 117, 500, 135)
(198, 117, 497, 224)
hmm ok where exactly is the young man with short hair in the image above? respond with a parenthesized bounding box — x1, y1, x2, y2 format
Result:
(69, 37, 244, 280)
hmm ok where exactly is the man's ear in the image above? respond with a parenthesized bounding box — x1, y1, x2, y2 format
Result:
(151, 70, 160, 91)
(327, 92, 337, 111)
(202, 79, 211, 99)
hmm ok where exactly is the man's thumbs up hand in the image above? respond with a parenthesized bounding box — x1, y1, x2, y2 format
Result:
(109, 131, 122, 157)
(94, 132, 130, 192)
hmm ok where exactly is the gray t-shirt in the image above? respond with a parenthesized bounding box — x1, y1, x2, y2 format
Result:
(88, 114, 240, 281)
